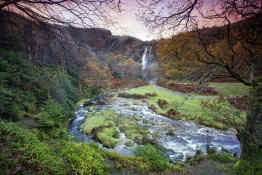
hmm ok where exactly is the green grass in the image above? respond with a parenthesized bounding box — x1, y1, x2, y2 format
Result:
(208, 83, 250, 96)
(126, 85, 202, 115)
(126, 85, 246, 130)
(80, 110, 117, 135)
(127, 85, 186, 114)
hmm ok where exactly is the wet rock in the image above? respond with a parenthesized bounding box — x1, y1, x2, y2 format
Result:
(83, 94, 113, 106)
(149, 104, 157, 112)
(166, 151, 184, 163)
(167, 129, 175, 136)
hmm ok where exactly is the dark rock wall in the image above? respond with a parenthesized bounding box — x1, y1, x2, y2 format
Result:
(0, 11, 157, 74)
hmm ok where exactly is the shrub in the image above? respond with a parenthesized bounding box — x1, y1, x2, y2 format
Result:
(208, 153, 236, 163)
(0, 121, 67, 174)
(200, 99, 246, 129)
(134, 144, 170, 171)
(36, 99, 65, 129)
(234, 156, 262, 175)
(61, 142, 105, 175)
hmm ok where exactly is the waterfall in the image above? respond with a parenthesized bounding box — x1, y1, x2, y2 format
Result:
(141, 47, 148, 70)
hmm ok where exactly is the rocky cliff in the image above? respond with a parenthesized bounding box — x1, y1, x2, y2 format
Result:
(0, 11, 157, 74)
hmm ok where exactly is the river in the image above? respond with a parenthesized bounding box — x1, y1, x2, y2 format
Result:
(70, 88, 240, 162)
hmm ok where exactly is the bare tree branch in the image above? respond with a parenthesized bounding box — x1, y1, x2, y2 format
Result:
(0, 0, 123, 27)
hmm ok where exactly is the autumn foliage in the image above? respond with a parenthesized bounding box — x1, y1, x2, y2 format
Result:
(80, 53, 145, 90)
(157, 32, 205, 79)
(157, 18, 262, 83)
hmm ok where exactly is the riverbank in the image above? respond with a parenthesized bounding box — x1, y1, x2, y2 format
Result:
(71, 84, 241, 159)
(125, 85, 246, 130)
(69, 85, 241, 174)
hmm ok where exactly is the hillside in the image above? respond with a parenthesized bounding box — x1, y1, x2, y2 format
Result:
(0, 10, 157, 82)
(157, 14, 262, 82)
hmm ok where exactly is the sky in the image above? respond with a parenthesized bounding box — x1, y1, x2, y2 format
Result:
(12, 0, 225, 41)
(106, 0, 224, 41)
(107, 1, 157, 41)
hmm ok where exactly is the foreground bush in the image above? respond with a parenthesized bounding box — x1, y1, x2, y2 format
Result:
(36, 99, 66, 129)
(0, 121, 67, 174)
(61, 142, 105, 175)
(134, 144, 170, 171)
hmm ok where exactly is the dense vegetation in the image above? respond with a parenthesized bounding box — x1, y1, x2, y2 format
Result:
(157, 17, 262, 83)
(0, 49, 104, 174)
(0, 48, 241, 175)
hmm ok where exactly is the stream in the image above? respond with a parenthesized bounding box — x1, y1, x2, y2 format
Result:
(70, 89, 241, 162)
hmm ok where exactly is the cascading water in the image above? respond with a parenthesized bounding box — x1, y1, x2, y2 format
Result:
(70, 92, 241, 162)
(141, 47, 148, 70)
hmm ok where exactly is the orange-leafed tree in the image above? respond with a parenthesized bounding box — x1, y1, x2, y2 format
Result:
(81, 58, 113, 89)
(157, 32, 205, 80)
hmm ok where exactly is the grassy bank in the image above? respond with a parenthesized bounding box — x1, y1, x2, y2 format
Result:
(126, 85, 246, 130)
(208, 83, 249, 96)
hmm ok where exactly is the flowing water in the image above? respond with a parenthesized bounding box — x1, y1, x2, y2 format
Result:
(141, 47, 148, 70)
(70, 92, 241, 162)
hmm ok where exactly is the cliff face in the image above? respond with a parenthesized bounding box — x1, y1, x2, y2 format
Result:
(67, 27, 156, 61)
(0, 11, 156, 73)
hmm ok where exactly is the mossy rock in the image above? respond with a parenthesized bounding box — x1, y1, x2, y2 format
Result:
(125, 129, 143, 143)
(125, 140, 135, 147)
(128, 106, 138, 111)
(133, 101, 141, 105)
(123, 126, 149, 144)
(167, 129, 175, 136)
(152, 132, 162, 140)
(134, 114, 142, 121)
(89, 105, 99, 111)
(97, 127, 119, 148)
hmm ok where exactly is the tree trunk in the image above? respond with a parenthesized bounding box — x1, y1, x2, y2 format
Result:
(237, 86, 262, 174)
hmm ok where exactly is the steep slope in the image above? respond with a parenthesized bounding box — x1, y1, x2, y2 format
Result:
(156, 14, 262, 82)
(0, 11, 156, 75)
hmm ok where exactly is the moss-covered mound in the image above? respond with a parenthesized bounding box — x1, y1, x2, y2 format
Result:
(80, 110, 119, 148)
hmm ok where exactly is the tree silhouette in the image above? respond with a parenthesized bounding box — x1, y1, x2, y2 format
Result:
(0, 0, 122, 27)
